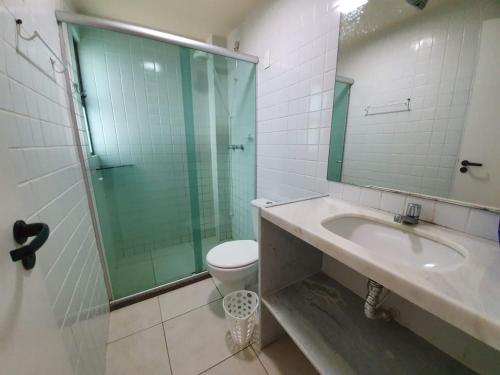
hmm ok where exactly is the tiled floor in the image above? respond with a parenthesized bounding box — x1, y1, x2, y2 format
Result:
(106, 278, 319, 375)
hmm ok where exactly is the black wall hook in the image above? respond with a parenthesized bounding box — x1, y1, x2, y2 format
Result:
(10, 220, 49, 270)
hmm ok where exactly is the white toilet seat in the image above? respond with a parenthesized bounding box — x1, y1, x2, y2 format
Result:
(206, 240, 258, 269)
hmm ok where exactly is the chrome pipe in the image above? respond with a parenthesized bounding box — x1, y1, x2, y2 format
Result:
(364, 279, 392, 321)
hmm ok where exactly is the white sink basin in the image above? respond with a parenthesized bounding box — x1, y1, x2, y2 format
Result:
(322, 215, 466, 271)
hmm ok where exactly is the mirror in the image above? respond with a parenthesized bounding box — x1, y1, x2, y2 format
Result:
(327, 0, 500, 209)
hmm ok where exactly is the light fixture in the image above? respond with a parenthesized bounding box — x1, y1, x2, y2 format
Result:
(335, 0, 368, 14)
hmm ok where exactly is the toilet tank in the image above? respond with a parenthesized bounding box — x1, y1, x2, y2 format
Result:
(251, 199, 275, 240)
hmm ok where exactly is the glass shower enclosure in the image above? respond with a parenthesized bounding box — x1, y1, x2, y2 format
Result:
(62, 16, 257, 300)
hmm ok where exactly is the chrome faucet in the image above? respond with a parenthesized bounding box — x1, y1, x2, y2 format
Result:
(394, 203, 421, 225)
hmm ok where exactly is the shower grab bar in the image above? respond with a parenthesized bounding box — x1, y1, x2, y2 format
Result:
(96, 164, 134, 171)
(10, 220, 50, 270)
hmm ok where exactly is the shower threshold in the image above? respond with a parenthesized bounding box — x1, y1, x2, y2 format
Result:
(109, 271, 211, 311)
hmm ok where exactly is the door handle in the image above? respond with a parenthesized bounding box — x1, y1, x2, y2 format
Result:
(459, 160, 483, 173)
(10, 220, 49, 270)
(461, 160, 483, 167)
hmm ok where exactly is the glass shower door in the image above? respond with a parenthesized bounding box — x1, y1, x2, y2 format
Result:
(186, 49, 257, 269)
(67, 23, 256, 300)
(71, 26, 200, 298)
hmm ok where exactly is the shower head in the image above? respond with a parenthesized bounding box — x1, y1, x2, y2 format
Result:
(406, 0, 428, 9)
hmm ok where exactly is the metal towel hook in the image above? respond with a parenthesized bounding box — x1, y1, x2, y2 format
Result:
(15, 18, 68, 75)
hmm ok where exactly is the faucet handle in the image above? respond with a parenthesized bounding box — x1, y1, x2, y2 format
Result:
(406, 203, 421, 218)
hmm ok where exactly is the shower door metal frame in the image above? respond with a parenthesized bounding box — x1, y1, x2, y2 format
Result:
(55, 11, 259, 63)
(56, 12, 259, 305)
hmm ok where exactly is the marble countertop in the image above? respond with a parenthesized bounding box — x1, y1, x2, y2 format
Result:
(262, 196, 500, 351)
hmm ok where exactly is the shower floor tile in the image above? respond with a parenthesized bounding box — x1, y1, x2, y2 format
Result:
(110, 236, 220, 299)
(105, 278, 316, 375)
(153, 242, 196, 285)
(109, 259, 156, 299)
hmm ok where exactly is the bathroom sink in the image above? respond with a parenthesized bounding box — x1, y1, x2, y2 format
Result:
(321, 216, 466, 271)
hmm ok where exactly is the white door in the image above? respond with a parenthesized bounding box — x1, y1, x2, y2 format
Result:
(450, 19, 500, 207)
(0, 127, 73, 373)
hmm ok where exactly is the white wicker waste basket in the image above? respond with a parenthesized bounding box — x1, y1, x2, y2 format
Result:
(223, 290, 259, 347)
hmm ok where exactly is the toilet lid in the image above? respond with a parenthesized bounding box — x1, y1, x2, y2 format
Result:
(206, 240, 258, 269)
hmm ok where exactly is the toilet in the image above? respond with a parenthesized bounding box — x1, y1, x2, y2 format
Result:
(206, 198, 274, 293)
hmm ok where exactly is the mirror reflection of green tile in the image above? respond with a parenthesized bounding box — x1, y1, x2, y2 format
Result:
(68, 24, 256, 299)
(327, 80, 351, 182)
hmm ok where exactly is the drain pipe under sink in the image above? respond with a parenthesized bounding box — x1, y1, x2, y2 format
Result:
(364, 279, 393, 321)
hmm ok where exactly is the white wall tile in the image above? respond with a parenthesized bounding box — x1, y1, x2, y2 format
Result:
(379, 192, 406, 214)
(434, 202, 471, 232)
(359, 188, 381, 210)
(327, 181, 344, 198)
(466, 210, 499, 242)
(341, 184, 361, 203)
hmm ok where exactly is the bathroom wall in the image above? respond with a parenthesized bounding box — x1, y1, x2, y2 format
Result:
(0, 1, 108, 374)
(339, 1, 500, 198)
(229, 0, 500, 241)
(228, 60, 257, 240)
(230, 0, 499, 371)
(229, 0, 339, 202)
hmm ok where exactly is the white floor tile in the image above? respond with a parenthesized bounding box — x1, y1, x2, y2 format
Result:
(158, 278, 222, 321)
(108, 297, 161, 342)
(106, 325, 171, 375)
(202, 347, 267, 375)
(163, 300, 240, 375)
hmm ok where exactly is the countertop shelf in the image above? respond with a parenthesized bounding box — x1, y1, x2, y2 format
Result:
(262, 273, 473, 375)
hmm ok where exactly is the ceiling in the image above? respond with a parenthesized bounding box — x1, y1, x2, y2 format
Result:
(69, 0, 264, 42)
(340, 0, 455, 46)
